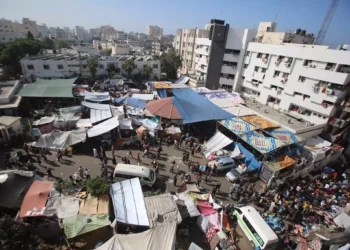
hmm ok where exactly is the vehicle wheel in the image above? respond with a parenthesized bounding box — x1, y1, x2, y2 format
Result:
(250, 241, 256, 249)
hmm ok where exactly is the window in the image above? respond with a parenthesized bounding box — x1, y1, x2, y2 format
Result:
(43, 65, 50, 70)
(254, 66, 259, 72)
(243, 216, 265, 246)
(246, 51, 250, 56)
(99, 64, 104, 69)
(244, 64, 248, 69)
(114, 173, 133, 179)
(261, 68, 266, 73)
(282, 73, 289, 78)
(274, 71, 280, 76)
(57, 65, 64, 69)
(298, 76, 306, 82)
(257, 53, 263, 58)
(303, 60, 312, 66)
(27, 65, 34, 70)
(153, 64, 158, 69)
(325, 62, 335, 70)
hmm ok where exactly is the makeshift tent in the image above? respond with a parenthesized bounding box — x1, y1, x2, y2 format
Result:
(220, 117, 256, 135)
(110, 178, 149, 226)
(171, 88, 234, 124)
(20, 180, 53, 217)
(174, 75, 189, 85)
(53, 115, 80, 130)
(18, 78, 76, 98)
(76, 118, 92, 128)
(59, 105, 82, 115)
(63, 214, 110, 239)
(87, 117, 120, 137)
(239, 131, 285, 154)
(202, 131, 233, 158)
(32, 128, 42, 136)
(153, 82, 172, 89)
(56, 198, 80, 219)
(32, 116, 56, 126)
(84, 91, 110, 102)
(145, 98, 181, 120)
(267, 128, 305, 144)
(119, 119, 133, 130)
(156, 89, 167, 98)
(33, 129, 86, 150)
(206, 212, 221, 231)
(242, 115, 279, 129)
(234, 142, 262, 171)
(177, 191, 201, 218)
(132, 94, 154, 101)
(96, 222, 177, 250)
(197, 200, 216, 216)
(79, 194, 109, 215)
(123, 97, 147, 109)
(81, 101, 111, 110)
(274, 155, 297, 168)
(304, 136, 332, 150)
(90, 109, 112, 124)
(141, 119, 163, 130)
(144, 194, 182, 228)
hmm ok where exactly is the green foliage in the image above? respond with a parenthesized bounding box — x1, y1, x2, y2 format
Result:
(86, 176, 110, 197)
(54, 180, 85, 194)
(42, 37, 54, 49)
(98, 45, 102, 50)
(0, 215, 43, 250)
(55, 39, 69, 49)
(0, 38, 42, 76)
(27, 31, 34, 40)
(122, 58, 136, 79)
(143, 65, 153, 80)
(102, 48, 112, 56)
(87, 57, 98, 79)
(160, 49, 182, 80)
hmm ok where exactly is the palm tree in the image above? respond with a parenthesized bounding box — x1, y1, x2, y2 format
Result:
(122, 58, 136, 79)
(86, 58, 98, 79)
(143, 65, 153, 80)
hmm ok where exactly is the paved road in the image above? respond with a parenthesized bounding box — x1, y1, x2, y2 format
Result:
(1, 142, 254, 250)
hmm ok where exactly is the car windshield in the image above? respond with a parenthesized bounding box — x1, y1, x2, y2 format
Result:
(231, 169, 240, 176)
(149, 171, 155, 181)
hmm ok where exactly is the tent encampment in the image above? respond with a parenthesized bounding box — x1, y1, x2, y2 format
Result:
(33, 129, 86, 150)
(87, 117, 120, 137)
(84, 91, 110, 102)
(202, 131, 233, 158)
(145, 98, 182, 120)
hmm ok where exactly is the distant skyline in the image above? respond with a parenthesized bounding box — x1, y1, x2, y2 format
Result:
(1, 0, 349, 48)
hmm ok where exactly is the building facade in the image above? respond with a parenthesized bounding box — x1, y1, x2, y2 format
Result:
(147, 25, 163, 37)
(0, 18, 38, 43)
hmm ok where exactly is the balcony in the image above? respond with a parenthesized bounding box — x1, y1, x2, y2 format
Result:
(298, 66, 349, 85)
(223, 53, 240, 62)
(195, 57, 208, 65)
(242, 80, 261, 91)
(195, 47, 209, 56)
(254, 58, 269, 68)
(291, 95, 334, 116)
(219, 77, 235, 86)
(195, 65, 207, 73)
(221, 65, 237, 74)
(274, 59, 293, 73)
(189, 75, 206, 87)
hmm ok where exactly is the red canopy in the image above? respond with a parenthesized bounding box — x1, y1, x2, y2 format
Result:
(145, 98, 182, 120)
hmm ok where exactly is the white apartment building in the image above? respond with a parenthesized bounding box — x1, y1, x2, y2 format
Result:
(38, 24, 50, 37)
(116, 31, 127, 41)
(112, 44, 130, 55)
(147, 25, 163, 37)
(100, 25, 117, 40)
(240, 43, 350, 135)
(0, 18, 38, 43)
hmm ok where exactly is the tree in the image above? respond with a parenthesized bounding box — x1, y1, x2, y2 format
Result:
(0, 38, 42, 76)
(0, 215, 43, 250)
(143, 65, 153, 80)
(27, 31, 34, 40)
(86, 57, 98, 79)
(42, 37, 54, 49)
(122, 58, 136, 79)
(102, 48, 112, 56)
(55, 39, 69, 49)
(160, 49, 182, 80)
(86, 176, 110, 197)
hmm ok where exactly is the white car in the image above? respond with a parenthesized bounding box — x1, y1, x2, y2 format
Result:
(208, 157, 236, 172)
(226, 164, 248, 182)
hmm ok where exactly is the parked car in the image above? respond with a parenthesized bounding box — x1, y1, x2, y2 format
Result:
(226, 164, 249, 182)
(209, 157, 237, 172)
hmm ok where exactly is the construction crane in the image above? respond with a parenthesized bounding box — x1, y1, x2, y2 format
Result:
(314, 0, 339, 45)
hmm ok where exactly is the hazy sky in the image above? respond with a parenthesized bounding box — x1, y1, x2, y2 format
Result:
(1, 0, 349, 48)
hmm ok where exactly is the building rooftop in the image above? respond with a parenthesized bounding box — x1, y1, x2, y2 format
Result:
(22, 53, 90, 61)
(0, 116, 21, 126)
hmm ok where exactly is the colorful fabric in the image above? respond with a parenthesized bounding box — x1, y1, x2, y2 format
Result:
(239, 131, 285, 154)
(275, 155, 297, 168)
(197, 200, 216, 216)
(220, 117, 255, 135)
(153, 82, 172, 89)
(206, 228, 217, 242)
(268, 128, 305, 144)
(242, 115, 279, 129)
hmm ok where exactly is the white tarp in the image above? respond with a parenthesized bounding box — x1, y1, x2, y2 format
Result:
(110, 178, 149, 226)
(33, 129, 86, 150)
(202, 131, 233, 158)
(111, 106, 124, 118)
(76, 118, 92, 128)
(32, 116, 56, 126)
(90, 109, 112, 124)
(175, 75, 189, 85)
(132, 94, 154, 101)
(177, 191, 201, 217)
(87, 117, 120, 137)
(231, 145, 241, 158)
(59, 106, 82, 115)
(188, 242, 203, 250)
(84, 91, 110, 102)
(96, 222, 176, 250)
(119, 120, 133, 130)
(334, 212, 350, 229)
(53, 197, 80, 219)
(141, 119, 163, 130)
(81, 101, 111, 110)
(304, 136, 332, 149)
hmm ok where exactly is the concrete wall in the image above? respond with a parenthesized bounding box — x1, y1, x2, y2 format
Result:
(112, 46, 130, 55)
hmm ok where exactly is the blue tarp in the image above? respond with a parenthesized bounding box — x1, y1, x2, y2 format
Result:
(114, 97, 125, 104)
(123, 97, 147, 109)
(157, 89, 167, 98)
(226, 142, 262, 171)
(171, 88, 234, 124)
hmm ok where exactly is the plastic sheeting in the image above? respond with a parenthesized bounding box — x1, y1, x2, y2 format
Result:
(171, 88, 234, 124)
(33, 129, 86, 150)
(156, 89, 167, 98)
(232, 142, 262, 171)
(32, 116, 56, 126)
(84, 91, 110, 102)
(110, 178, 149, 226)
(90, 109, 112, 124)
(197, 200, 216, 216)
(202, 131, 233, 158)
(119, 119, 133, 130)
(174, 75, 189, 85)
(81, 101, 111, 110)
(275, 155, 297, 169)
(123, 97, 147, 109)
(141, 119, 163, 130)
(132, 94, 155, 101)
(177, 191, 201, 218)
(87, 117, 120, 137)
(220, 117, 256, 135)
(145, 98, 181, 119)
(76, 118, 92, 128)
(240, 131, 285, 154)
(267, 128, 305, 144)
(56, 198, 80, 219)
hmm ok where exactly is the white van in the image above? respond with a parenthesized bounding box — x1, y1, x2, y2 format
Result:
(113, 164, 156, 187)
(233, 205, 279, 250)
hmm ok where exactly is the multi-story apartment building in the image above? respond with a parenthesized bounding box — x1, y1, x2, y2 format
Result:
(239, 43, 350, 137)
(147, 25, 163, 37)
(20, 53, 161, 81)
(116, 31, 127, 41)
(112, 43, 130, 55)
(38, 24, 50, 37)
(0, 18, 38, 42)
(100, 25, 117, 40)
(89, 28, 100, 38)
(56, 27, 68, 39)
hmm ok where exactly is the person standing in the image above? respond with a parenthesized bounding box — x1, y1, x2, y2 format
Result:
(137, 153, 141, 162)
(85, 168, 91, 179)
(93, 148, 98, 158)
(143, 148, 148, 158)
(56, 150, 62, 162)
(173, 174, 178, 187)
(111, 145, 115, 156)
(79, 166, 84, 179)
(216, 182, 222, 192)
(129, 149, 133, 159)
(47, 167, 53, 178)
(191, 147, 195, 156)
(180, 173, 185, 185)
(112, 155, 117, 165)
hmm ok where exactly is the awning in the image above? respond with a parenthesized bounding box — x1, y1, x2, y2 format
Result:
(90, 109, 112, 124)
(96, 222, 176, 250)
(220, 117, 255, 135)
(20, 180, 53, 217)
(124, 97, 147, 109)
(84, 91, 110, 102)
(81, 101, 111, 110)
(242, 115, 279, 129)
(239, 131, 285, 154)
(87, 117, 120, 137)
(76, 118, 92, 128)
(202, 131, 233, 157)
(110, 178, 149, 226)
(132, 94, 155, 101)
(267, 128, 305, 144)
(145, 98, 181, 120)
(33, 129, 86, 150)
(32, 116, 56, 126)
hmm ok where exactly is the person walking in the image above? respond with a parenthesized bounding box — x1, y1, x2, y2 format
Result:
(173, 174, 178, 186)
(79, 166, 84, 179)
(137, 153, 141, 162)
(191, 147, 195, 157)
(56, 150, 62, 162)
(85, 168, 91, 179)
(197, 175, 202, 186)
(212, 187, 217, 197)
(47, 167, 53, 178)
(37, 155, 42, 166)
(216, 182, 222, 192)
(170, 160, 176, 173)
(143, 148, 148, 158)
(129, 149, 133, 159)
(180, 173, 185, 186)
